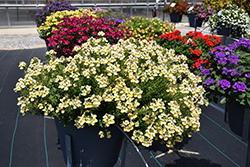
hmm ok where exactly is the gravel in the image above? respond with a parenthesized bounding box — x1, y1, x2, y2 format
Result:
(0, 34, 46, 50)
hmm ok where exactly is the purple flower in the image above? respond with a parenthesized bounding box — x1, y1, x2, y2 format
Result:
(222, 67, 228, 75)
(205, 78, 215, 86)
(233, 82, 247, 92)
(214, 52, 225, 60)
(230, 71, 236, 76)
(218, 79, 231, 90)
(201, 69, 210, 75)
(218, 57, 227, 64)
(245, 73, 250, 78)
(214, 46, 224, 51)
(228, 54, 239, 64)
(34, 1, 78, 27)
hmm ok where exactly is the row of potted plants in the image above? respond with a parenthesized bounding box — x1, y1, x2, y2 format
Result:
(163, 0, 250, 38)
(14, 1, 250, 166)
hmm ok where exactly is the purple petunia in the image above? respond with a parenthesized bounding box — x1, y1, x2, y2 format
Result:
(201, 69, 210, 75)
(233, 82, 247, 92)
(228, 54, 239, 64)
(205, 78, 215, 86)
(218, 79, 231, 90)
(214, 52, 225, 60)
(34, 1, 78, 27)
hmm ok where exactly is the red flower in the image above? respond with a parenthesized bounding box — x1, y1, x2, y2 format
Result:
(190, 49, 202, 56)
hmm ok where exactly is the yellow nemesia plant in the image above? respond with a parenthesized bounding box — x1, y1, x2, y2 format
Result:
(37, 9, 96, 40)
(14, 33, 208, 148)
(122, 16, 175, 40)
(202, 0, 232, 12)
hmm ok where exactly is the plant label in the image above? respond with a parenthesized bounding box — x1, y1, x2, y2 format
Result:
(170, 3, 176, 7)
(188, 6, 194, 11)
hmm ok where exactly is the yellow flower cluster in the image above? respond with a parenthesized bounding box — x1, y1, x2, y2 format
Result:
(14, 34, 208, 148)
(122, 16, 175, 40)
(37, 9, 96, 39)
(202, 0, 231, 11)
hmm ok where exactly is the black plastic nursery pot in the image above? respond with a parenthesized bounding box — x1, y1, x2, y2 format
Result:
(226, 102, 250, 140)
(188, 13, 204, 28)
(217, 26, 231, 36)
(170, 12, 182, 23)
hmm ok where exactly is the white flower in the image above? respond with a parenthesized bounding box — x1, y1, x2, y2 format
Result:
(98, 31, 105, 36)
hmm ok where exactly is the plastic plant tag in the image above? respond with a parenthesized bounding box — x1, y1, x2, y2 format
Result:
(170, 3, 176, 7)
(188, 6, 194, 12)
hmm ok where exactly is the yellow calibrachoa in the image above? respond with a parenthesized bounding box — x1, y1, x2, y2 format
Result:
(14, 32, 208, 148)
(121, 16, 175, 40)
(37, 9, 96, 39)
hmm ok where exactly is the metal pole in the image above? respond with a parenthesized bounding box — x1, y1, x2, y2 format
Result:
(163, 0, 166, 21)
(17, 7, 19, 22)
(121, 0, 123, 13)
(130, 0, 132, 16)
(147, 0, 149, 18)
(6, 7, 11, 26)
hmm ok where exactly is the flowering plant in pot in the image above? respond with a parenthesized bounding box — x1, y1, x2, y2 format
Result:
(155, 30, 221, 73)
(102, 11, 131, 24)
(232, 0, 250, 16)
(34, 0, 78, 28)
(15, 32, 208, 150)
(121, 16, 174, 40)
(202, 0, 232, 12)
(163, 0, 189, 15)
(200, 38, 250, 138)
(163, 0, 189, 22)
(208, 4, 250, 38)
(188, 2, 216, 22)
(200, 38, 250, 105)
(37, 9, 96, 40)
(47, 14, 130, 57)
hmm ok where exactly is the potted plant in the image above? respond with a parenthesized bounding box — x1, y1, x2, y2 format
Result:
(47, 14, 130, 57)
(188, 3, 216, 27)
(232, 0, 250, 16)
(34, 0, 78, 50)
(37, 9, 96, 41)
(121, 16, 175, 41)
(208, 4, 250, 38)
(34, 0, 78, 28)
(102, 11, 131, 24)
(155, 30, 221, 74)
(163, 0, 189, 23)
(14, 32, 208, 166)
(200, 38, 250, 137)
(202, 0, 232, 12)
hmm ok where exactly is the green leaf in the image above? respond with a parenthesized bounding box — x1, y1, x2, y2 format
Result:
(218, 89, 225, 94)
(220, 97, 226, 104)
(209, 85, 215, 90)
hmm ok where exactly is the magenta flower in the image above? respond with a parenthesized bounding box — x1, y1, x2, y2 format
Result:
(47, 14, 131, 57)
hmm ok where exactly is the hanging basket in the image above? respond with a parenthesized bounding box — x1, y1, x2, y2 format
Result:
(170, 12, 182, 23)
(188, 13, 196, 27)
(54, 118, 124, 167)
(196, 18, 204, 27)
